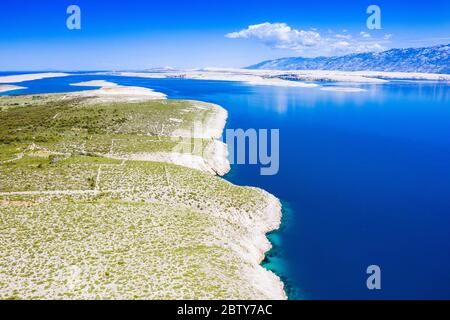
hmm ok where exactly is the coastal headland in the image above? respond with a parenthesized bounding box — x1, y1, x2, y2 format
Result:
(0, 81, 286, 299)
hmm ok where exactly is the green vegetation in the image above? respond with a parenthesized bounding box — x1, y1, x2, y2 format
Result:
(0, 95, 216, 151)
(0, 94, 279, 299)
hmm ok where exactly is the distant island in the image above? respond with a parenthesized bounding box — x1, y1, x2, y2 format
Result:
(248, 44, 450, 74)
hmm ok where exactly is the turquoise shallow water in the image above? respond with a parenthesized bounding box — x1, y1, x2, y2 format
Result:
(2, 74, 450, 299)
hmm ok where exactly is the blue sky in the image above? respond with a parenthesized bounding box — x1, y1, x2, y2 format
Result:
(0, 0, 449, 70)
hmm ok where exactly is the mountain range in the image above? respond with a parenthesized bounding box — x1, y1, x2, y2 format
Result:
(247, 44, 450, 74)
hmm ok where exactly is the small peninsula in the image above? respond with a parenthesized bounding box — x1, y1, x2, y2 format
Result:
(0, 83, 286, 299)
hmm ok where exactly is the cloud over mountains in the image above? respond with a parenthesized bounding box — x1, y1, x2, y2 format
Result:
(226, 22, 388, 56)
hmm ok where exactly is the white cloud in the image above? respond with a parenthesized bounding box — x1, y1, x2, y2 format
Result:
(226, 23, 321, 49)
(384, 34, 392, 40)
(335, 34, 352, 40)
(226, 23, 387, 56)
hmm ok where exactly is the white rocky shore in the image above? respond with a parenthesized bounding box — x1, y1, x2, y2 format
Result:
(70, 80, 167, 102)
(103, 69, 318, 88)
(0, 84, 26, 93)
(239, 188, 286, 299)
(3, 69, 450, 89)
(0, 72, 69, 83)
(68, 81, 230, 176)
(98, 68, 450, 85)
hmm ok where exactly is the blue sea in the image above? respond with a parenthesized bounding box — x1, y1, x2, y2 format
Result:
(2, 74, 450, 299)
